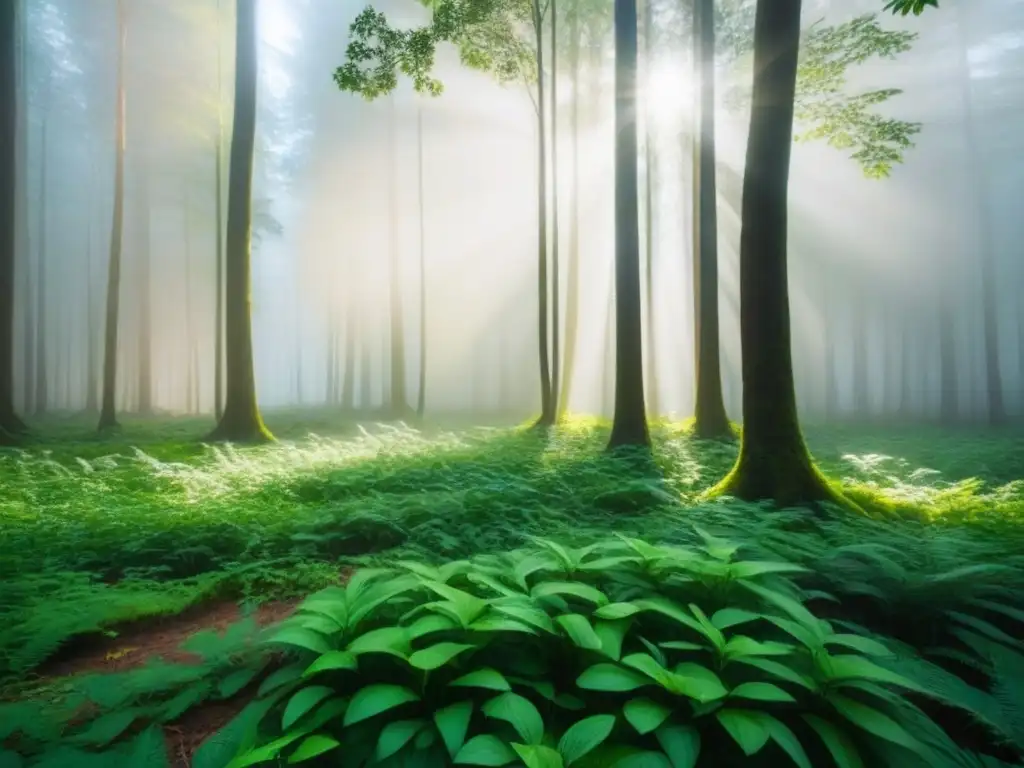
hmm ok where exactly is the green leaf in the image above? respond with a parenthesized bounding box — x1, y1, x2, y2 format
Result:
(623, 698, 672, 735)
(731, 657, 815, 690)
(435, 701, 474, 759)
(257, 664, 304, 697)
(513, 743, 565, 768)
(303, 650, 358, 678)
(557, 614, 604, 651)
(348, 626, 411, 658)
(422, 581, 489, 626)
(407, 613, 459, 640)
(193, 695, 281, 768)
(824, 635, 892, 657)
(633, 598, 705, 637)
(73, 709, 140, 746)
(654, 724, 700, 768)
(490, 600, 557, 633)
(376, 719, 427, 761)
(557, 714, 615, 764)
(729, 682, 796, 702)
(283, 686, 334, 730)
(454, 734, 518, 765)
(482, 692, 544, 744)
(532, 581, 609, 606)
(669, 661, 729, 702)
(344, 684, 420, 726)
(711, 608, 761, 630)
(594, 603, 642, 620)
(764, 717, 812, 768)
(219, 666, 261, 698)
(729, 561, 807, 579)
(121, 725, 169, 768)
(828, 694, 920, 750)
(614, 750, 674, 767)
(0, 751, 23, 768)
(289, 734, 340, 763)
(577, 663, 651, 692)
(715, 709, 771, 756)
(267, 626, 332, 655)
(802, 714, 864, 768)
(724, 636, 794, 659)
(825, 655, 928, 694)
(451, 668, 512, 691)
(409, 642, 476, 670)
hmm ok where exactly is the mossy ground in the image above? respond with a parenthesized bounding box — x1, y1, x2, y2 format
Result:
(1, 408, 1022, 686)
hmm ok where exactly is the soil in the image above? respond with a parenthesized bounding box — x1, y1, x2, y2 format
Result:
(28, 566, 356, 767)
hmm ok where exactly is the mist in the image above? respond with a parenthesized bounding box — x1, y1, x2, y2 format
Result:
(9, 0, 1024, 425)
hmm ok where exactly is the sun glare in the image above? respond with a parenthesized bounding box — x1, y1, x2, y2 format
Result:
(646, 59, 694, 130)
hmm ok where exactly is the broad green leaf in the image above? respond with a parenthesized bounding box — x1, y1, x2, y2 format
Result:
(729, 561, 807, 579)
(802, 714, 864, 768)
(577, 663, 650, 692)
(671, 662, 729, 702)
(594, 618, 631, 661)
(226, 730, 307, 768)
(623, 698, 672, 735)
(283, 686, 334, 730)
(348, 626, 411, 658)
(192, 695, 282, 768)
(828, 694, 920, 749)
(825, 655, 928, 694)
(724, 636, 794, 658)
(715, 709, 771, 756)
(376, 719, 427, 761)
(454, 734, 518, 765)
(659, 641, 705, 652)
(121, 725, 169, 768)
(435, 701, 474, 759)
(557, 714, 616, 764)
(824, 635, 892, 657)
(731, 657, 815, 690)
(267, 627, 332, 655)
(471, 615, 539, 634)
(688, 604, 726, 651)
(613, 751, 673, 768)
(512, 743, 565, 768)
(711, 608, 762, 630)
(532, 581, 609, 606)
(764, 717, 812, 768)
(491, 602, 557, 633)
(654, 724, 700, 768)
(692, 526, 739, 561)
(289, 734, 340, 763)
(257, 664, 304, 697)
(729, 682, 795, 702)
(633, 598, 704, 636)
(594, 603, 642, 620)
(343, 684, 420, 726)
(557, 614, 604, 651)
(482, 692, 544, 744)
(409, 642, 476, 670)
(422, 581, 489, 626)
(303, 650, 357, 678)
(740, 582, 823, 639)
(73, 709, 140, 746)
(451, 668, 512, 691)
(407, 613, 459, 640)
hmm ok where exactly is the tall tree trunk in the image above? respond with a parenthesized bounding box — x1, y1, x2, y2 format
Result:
(341, 298, 355, 410)
(607, 0, 650, 449)
(549, 0, 561, 422)
(387, 96, 408, 416)
(34, 114, 47, 416)
(0, 0, 25, 438)
(641, 0, 659, 419)
(359, 314, 371, 410)
(98, 0, 127, 430)
(531, 0, 554, 426)
(416, 104, 427, 418)
(326, 310, 338, 403)
(136, 178, 153, 415)
(938, 302, 957, 423)
(709, 0, 850, 508)
(955, 7, 1003, 426)
(852, 296, 869, 415)
(691, 0, 731, 439)
(601, 269, 615, 418)
(214, 0, 226, 420)
(17, 0, 31, 419)
(207, 0, 272, 442)
(85, 196, 99, 412)
(184, 196, 197, 414)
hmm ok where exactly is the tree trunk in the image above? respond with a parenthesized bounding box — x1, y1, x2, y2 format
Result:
(207, 0, 272, 442)
(641, 0, 659, 419)
(532, 0, 554, 427)
(938, 302, 957, 423)
(98, 0, 127, 431)
(214, 0, 226, 420)
(34, 113, 47, 416)
(708, 0, 851, 509)
(17, 2, 32, 419)
(0, 0, 25, 439)
(691, 0, 731, 439)
(606, 0, 650, 449)
(416, 104, 427, 418)
(341, 298, 355, 410)
(136, 178, 153, 415)
(359, 314, 371, 410)
(387, 96, 409, 416)
(549, 0, 561, 422)
(86, 192, 99, 413)
(852, 296, 869, 415)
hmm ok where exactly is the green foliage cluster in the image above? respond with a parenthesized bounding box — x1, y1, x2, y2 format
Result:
(5, 528, 1023, 767)
(1, 417, 1023, 684)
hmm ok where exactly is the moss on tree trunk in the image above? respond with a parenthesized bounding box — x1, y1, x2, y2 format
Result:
(206, 0, 271, 444)
(706, 0, 854, 511)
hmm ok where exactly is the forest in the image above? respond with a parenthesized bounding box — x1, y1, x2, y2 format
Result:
(1, 0, 1023, 765)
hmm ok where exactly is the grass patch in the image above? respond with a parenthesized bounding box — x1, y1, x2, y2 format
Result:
(1, 411, 1022, 685)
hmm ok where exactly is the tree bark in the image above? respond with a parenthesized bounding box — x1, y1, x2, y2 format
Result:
(387, 95, 409, 416)
(207, 0, 272, 442)
(606, 0, 650, 449)
(136, 178, 153, 415)
(214, 0, 226, 420)
(549, 0, 561, 422)
(98, 0, 127, 431)
(641, 0, 659, 419)
(708, 0, 852, 509)
(341, 295, 355, 410)
(34, 112, 47, 416)
(416, 104, 427, 418)
(691, 0, 731, 439)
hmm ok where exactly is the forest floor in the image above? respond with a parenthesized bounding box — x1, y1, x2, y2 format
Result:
(1, 410, 1023, 764)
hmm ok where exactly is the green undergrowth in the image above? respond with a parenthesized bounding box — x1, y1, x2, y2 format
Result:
(0, 412, 1022, 684)
(3, 532, 1024, 767)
